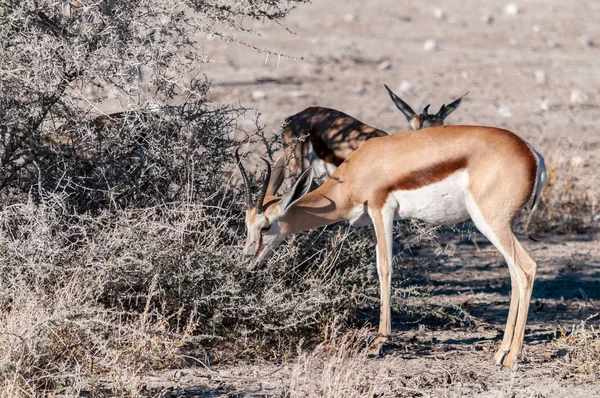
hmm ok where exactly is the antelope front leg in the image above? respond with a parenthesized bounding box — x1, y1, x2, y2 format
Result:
(368, 205, 394, 356)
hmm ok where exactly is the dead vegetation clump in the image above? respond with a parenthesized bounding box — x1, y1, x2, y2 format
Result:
(286, 327, 391, 398)
(552, 314, 600, 381)
(524, 149, 598, 234)
(0, 192, 380, 395)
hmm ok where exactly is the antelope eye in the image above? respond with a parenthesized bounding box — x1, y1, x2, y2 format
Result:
(260, 225, 270, 233)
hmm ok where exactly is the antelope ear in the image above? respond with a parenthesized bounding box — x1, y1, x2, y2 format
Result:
(384, 84, 417, 122)
(438, 91, 469, 120)
(266, 155, 286, 197)
(279, 168, 313, 212)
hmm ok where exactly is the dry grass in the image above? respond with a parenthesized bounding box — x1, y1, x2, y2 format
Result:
(0, 193, 374, 395)
(525, 147, 598, 234)
(552, 314, 600, 381)
(286, 327, 392, 398)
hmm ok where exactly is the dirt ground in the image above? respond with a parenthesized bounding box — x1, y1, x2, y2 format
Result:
(144, 0, 599, 396)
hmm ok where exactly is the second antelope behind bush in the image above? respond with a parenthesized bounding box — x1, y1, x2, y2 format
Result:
(282, 85, 468, 176)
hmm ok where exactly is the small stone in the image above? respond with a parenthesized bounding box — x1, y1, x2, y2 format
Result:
(377, 60, 392, 71)
(570, 89, 587, 104)
(252, 90, 267, 100)
(423, 39, 439, 52)
(532, 24, 542, 33)
(397, 80, 414, 94)
(547, 40, 560, 48)
(461, 71, 469, 79)
(343, 13, 357, 22)
(482, 14, 494, 24)
(498, 106, 513, 118)
(579, 35, 594, 48)
(290, 90, 307, 98)
(504, 3, 520, 15)
(571, 156, 584, 167)
(534, 70, 548, 85)
(352, 85, 366, 95)
(539, 98, 550, 112)
(433, 8, 446, 20)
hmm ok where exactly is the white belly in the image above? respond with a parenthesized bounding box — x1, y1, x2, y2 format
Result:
(390, 170, 470, 225)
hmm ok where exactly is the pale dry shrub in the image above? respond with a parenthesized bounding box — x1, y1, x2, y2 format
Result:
(286, 327, 393, 398)
(553, 314, 600, 381)
(0, 191, 376, 395)
(524, 150, 597, 233)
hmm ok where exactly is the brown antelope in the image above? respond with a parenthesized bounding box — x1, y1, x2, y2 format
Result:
(282, 85, 468, 176)
(237, 125, 546, 368)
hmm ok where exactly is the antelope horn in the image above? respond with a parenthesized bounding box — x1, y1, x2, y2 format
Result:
(256, 157, 271, 214)
(423, 104, 431, 116)
(235, 148, 253, 209)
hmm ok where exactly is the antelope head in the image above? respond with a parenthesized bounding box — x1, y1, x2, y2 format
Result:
(235, 149, 313, 265)
(384, 84, 468, 130)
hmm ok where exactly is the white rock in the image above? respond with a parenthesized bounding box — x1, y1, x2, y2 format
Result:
(534, 70, 548, 85)
(570, 89, 587, 104)
(498, 106, 513, 118)
(343, 13, 357, 22)
(571, 156, 584, 167)
(579, 35, 594, 48)
(290, 90, 307, 98)
(504, 3, 520, 15)
(539, 98, 551, 111)
(433, 8, 446, 20)
(461, 71, 469, 79)
(352, 85, 366, 95)
(532, 24, 542, 33)
(252, 90, 267, 100)
(424, 39, 439, 52)
(397, 80, 415, 94)
(377, 60, 392, 71)
(482, 14, 494, 24)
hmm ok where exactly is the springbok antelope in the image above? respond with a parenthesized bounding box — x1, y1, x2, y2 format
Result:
(282, 85, 468, 176)
(237, 126, 546, 368)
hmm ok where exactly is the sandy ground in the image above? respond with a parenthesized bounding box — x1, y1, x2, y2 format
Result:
(144, 0, 599, 396)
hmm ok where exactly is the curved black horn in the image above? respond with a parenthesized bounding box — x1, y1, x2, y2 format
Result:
(423, 104, 431, 116)
(235, 148, 253, 209)
(256, 157, 271, 214)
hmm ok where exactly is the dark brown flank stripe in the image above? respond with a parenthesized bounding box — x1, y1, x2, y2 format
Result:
(374, 157, 468, 206)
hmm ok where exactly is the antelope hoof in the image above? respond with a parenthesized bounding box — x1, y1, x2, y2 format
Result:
(493, 349, 508, 366)
(501, 351, 519, 369)
(368, 335, 388, 357)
